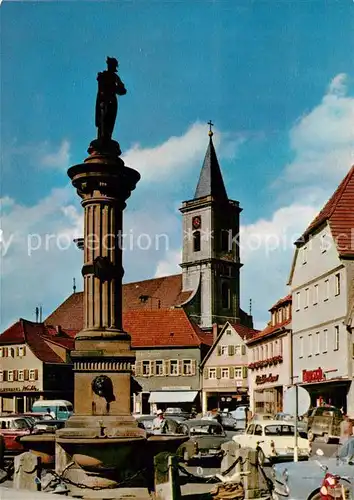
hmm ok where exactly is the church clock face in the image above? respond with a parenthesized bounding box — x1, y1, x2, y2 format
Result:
(192, 215, 201, 229)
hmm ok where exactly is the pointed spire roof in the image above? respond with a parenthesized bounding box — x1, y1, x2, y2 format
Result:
(194, 133, 228, 201)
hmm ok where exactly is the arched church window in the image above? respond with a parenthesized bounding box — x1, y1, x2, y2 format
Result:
(193, 231, 201, 252)
(221, 230, 230, 252)
(221, 282, 230, 309)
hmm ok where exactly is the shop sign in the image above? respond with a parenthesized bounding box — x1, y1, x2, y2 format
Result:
(302, 368, 324, 383)
(255, 374, 279, 385)
(0, 385, 39, 393)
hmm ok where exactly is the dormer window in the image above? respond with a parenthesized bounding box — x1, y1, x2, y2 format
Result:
(271, 313, 276, 326)
(193, 231, 201, 252)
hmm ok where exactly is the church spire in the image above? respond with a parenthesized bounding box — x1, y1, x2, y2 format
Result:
(194, 122, 228, 201)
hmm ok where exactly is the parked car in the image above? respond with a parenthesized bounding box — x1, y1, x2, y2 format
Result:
(273, 437, 354, 500)
(202, 411, 238, 430)
(31, 399, 73, 420)
(176, 419, 229, 463)
(164, 408, 189, 423)
(306, 405, 343, 444)
(229, 406, 248, 430)
(0, 416, 34, 455)
(251, 413, 274, 421)
(232, 419, 310, 464)
(135, 415, 178, 434)
(274, 412, 308, 437)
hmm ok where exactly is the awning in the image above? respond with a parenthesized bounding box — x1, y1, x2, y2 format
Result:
(148, 391, 198, 404)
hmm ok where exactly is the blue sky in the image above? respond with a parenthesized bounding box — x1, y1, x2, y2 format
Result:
(1, 0, 354, 330)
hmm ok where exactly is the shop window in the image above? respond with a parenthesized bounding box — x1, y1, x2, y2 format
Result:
(221, 283, 231, 309)
(155, 360, 163, 376)
(335, 273, 341, 296)
(142, 361, 150, 376)
(182, 360, 192, 375)
(334, 326, 339, 351)
(221, 367, 229, 379)
(170, 360, 178, 376)
(193, 231, 201, 252)
(18, 370, 24, 382)
(209, 368, 216, 379)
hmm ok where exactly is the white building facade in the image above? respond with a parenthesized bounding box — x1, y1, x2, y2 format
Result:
(289, 166, 354, 416)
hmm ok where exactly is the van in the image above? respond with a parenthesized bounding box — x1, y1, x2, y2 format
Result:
(306, 405, 343, 444)
(31, 400, 73, 421)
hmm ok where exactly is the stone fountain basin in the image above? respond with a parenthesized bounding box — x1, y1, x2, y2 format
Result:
(20, 433, 56, 466)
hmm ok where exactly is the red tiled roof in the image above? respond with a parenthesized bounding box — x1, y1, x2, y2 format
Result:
(298, 165, 354, 256)
(44, 274, 193, 331)
(123, 309, 212, 348)
(247, 318, 291, 344)
(229, 323, 260, 341)
(269, 294, 291, 311)
(0, 319, 74, 363)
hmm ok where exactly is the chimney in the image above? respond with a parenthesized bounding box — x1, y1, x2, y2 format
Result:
(39, 306, 43, 322)
(212, 323, 218, 342)
(35, 307, 39, 323)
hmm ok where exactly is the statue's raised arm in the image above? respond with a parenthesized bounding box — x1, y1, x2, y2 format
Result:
(95, 57, 127, 142)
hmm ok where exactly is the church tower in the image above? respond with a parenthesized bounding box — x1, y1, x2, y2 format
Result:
(180, 124, 248, 330)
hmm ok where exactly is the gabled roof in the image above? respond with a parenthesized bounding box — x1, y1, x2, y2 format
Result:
(246, 318, 291, 344)
(296, 165, 354, 257)
(194, 135, 228, 201)
(269, 294, 291, 311)
(201, 322, 260, 367)
(0, 319, 73, 363)
(123, 309, 213, 348)
(44, 274, 193, 331)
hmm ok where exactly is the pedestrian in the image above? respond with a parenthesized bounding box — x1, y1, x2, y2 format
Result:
(340, 414, 353, 444)
(152, 409, 167, 434)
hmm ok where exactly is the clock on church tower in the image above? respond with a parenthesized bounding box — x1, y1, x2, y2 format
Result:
(192, 216, 201, 229)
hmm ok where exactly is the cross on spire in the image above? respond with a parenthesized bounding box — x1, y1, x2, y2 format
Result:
(207, 120, 214, 137)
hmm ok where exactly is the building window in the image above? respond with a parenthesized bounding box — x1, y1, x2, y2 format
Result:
(182, 360, 192, 375)
(304, 288, 309, 309)
(8, 370, 14, 382)
(226, 329, 232, 335)
(234, 367, 242, 379)
(18, 370, 24, 382)
(302, 246, 307, 264)
(234, 345, 241, 356)
(323, 329, 328, 353)
(277, 309, 283, 323)
(221, 345, 228, 356)
(142, 361, 150, 376)
(155, 360, 163, 376)
(308, 334, 312, 357)
(269, 343, 273, 358)
(285, 305, 290, 320)
(209, 368, 216, 379)
(271, 313, 276, 326)
(18, 346, 26, 357)
(324, 279, 329, 301)
(193, 231, 201, 252)
(334, 326, 339, 351)
(264, 344, 268, 359)
(315, 332, 320, 355)
(313, 284, 319, 305)
(0, 371, 3, 382)
(0, 348, 3, 358)
(296, 292, 300, 311)
(9, 348, 15, 358)
(170, 360, 178, 376)
(221, 230, 230, 252)
(221, 282, 231, 309)
(221, 367, 229, 379)
(335, 273, 341, 296)
(278, 338, 283, 355)
(299, 336, 303, 358)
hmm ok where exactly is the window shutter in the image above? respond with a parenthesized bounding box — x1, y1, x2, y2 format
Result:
(229, 345, 235, 356)
(191, 359, 197, 376)
(242, 367, 248, 379)
(241, 345, 246, 355)
(216, 367, 221, 379)
(3, 371, 7, 382)
(13, 370, 18, 381)
(217, 346, 221, 356)
(23, 346, 26, 356)
(150, 361, 155, 377)
(164, 360, 170, 376)
(4, 348, 8, 357)
(16, 347, 19, 356)
(204, 368, 209, 379)
(229, 366, 235, 379)
(34, 369, 39, 380)
(24, 369, 29, 381)
(178, 360, 183, 376)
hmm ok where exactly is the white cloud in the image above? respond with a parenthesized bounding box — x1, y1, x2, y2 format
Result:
(39, 139, 70, 169)
(154, 249, 182, 278)
(283, 73, 354, 187)
(122, 122, 244, 183)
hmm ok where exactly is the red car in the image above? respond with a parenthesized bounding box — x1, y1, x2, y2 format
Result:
(0, 416, 33, 455)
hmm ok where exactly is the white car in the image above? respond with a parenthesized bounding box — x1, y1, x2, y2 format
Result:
(232, 419, 310, 464)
